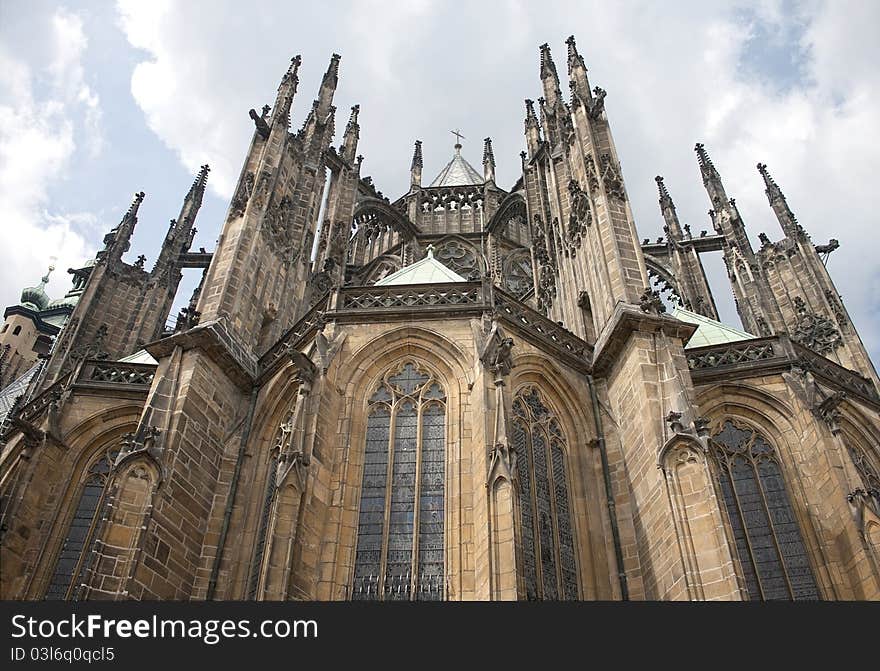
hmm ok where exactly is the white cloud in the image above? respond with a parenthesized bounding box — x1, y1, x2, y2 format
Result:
(112, 0, 879, 359)
(0, 8, 101, 306)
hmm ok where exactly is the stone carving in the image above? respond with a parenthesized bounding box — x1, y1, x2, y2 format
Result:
(502, 252, 533, 298)
(566, 179, 592, 250)
(230, 171, 255, 217)
(584, 154, 600, 193)
(313, 322, 346, 374)
(639, 287, 666, 315)
(117, 424, 162, 466)
(665, 411, 685, 433)
(687, 341, 776, 370)
(249, 108, 270, 139)
(586, 86, 606, 119)
(791, 296, 843, 354)
(847, 488, 880, 528)
(262, 194, 296, 258)
(305, 271, 333, 309)
(532, 215, 556, 314)
(824, 289, 848, 329)
(783, 365, 846, 435)
(70, 324, 109, 363)
(479, 320, 515, 378)
(599, 154, 626, 201)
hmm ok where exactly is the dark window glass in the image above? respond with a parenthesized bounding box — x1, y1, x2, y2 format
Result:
(352, 363, 445, 600)
(247, 453, 278, 599)
(710, 420, 820, 600)
(45, 448, 117, 600)
(513, 388, 579, 600)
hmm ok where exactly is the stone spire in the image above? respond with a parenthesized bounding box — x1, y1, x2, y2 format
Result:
(410, 140, 423, 187)
(272, 54, 301, 126)
(339, 104, 360, 164)
(483, 137, 496, 183)
(524, 98, 541, 157)
(565, 35, 590, 100)
(100, 191, 145, 264)
(538, 42, 563, 114)
(757, 162, 801, 238)
(317, 53, 341, 118)
(156, 165, 209, 271)
(655, 175, 682, 239)
(695, 142, 729, 213)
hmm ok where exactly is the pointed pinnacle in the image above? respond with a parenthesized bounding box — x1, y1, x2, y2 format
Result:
(756, 162, 783, 199)
(281, 55, 302, 87)
(483, 137, 495, 167)
(188, 164, 210, 195)
(324, 53, 341, 82)
(694, 142, 715, 170)
(566, 35, 585, 73)
(347, 104, 360, 127)
(411, 140, 423, 169)
(655, 175, 673, 204)
(539, 43, 557, 81)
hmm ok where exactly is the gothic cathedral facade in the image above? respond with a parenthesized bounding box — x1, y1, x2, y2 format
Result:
(2, 37, 879, 601)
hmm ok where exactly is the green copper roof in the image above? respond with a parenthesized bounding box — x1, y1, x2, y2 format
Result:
(671, 306, 755, 349)
(429, 145, 483, 187)
(20, 266, 53, 311)
(375, 246, 466, 286)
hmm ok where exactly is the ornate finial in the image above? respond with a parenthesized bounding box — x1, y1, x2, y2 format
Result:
(40, 264, 55, 286)
(426, 243, 435, 259)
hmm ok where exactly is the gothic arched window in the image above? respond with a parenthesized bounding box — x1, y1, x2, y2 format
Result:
(352, 361, 446, 601)
(45, 446, 118, 600)
(710, 421, 820, 600)
(512, 387, 578, 600)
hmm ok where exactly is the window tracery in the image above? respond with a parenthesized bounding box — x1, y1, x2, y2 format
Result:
(710, 420, 820, 600)
(352, 361, 446, 600)
(512, 387, 578, 600)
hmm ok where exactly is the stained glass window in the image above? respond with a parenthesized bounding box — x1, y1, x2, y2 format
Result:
(45, 447, 118, 600)
(352, 361, 446, 600)
(513, 387, 579, 600)
(247, 453, 278, 599)
(710, 421, 820, 600)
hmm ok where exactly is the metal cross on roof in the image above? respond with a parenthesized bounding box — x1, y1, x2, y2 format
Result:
(451, 128, 465, 146)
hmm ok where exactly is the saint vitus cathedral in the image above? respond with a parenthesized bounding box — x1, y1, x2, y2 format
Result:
(1, 36, 879, 602)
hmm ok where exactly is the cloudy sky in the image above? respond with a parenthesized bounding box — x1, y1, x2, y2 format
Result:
(1, 0, 878, 360)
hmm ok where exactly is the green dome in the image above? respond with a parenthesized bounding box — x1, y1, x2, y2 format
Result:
(19, 266, 53, 311)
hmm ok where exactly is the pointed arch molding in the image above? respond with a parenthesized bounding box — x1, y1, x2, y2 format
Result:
(352, 198, 419, 239)
(486, 191, 527, 235)
(659, 434, 742, 600)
